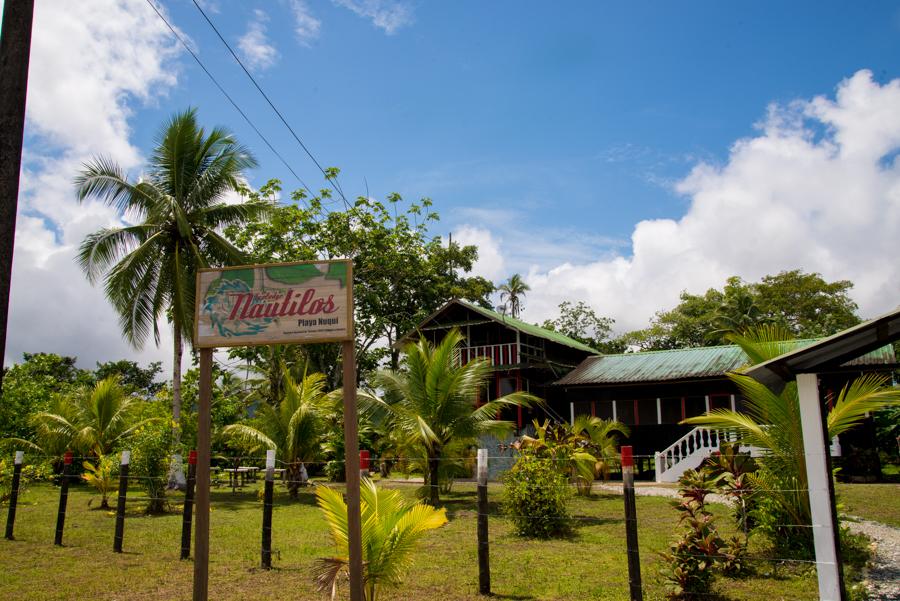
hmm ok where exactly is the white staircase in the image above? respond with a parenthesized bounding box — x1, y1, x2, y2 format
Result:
(654, 427, 732, 483)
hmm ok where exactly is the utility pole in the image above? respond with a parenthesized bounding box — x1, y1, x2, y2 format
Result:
(0, 0, 35, 393)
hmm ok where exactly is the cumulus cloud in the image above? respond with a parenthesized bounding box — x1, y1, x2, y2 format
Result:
(453, 226, 506, 281)
(290, 0, 322, 46)
(332, 0, 414, 35)
(473, 70, 900, 333)
(238, 10, 279, 70)
(7, 0, 182, 370)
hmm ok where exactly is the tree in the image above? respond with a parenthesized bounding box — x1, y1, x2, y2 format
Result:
(754, 270, 860, 337)
(683, 326, 900, 555)
(499, 273, 529, 318)
(94, 359, 163, 397)
(314, 479, 448, 601)
(75, 108, 271, 486)
(368, 329, 539, 505)
(0, 353, 91, 442)
(542, 301, 624, 354)
(222, 371, 334, 497)
(225, 186, 494, 376)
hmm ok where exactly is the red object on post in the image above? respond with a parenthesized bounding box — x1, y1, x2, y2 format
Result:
(189, 450, 198, 465)
(63, 451, 73, 465)
(621, 445, 633, 469)
(359, 450, 370, 471)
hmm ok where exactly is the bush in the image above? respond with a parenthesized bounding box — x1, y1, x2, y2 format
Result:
(130, 421, 172, 513)
(502, 455, 571, 538)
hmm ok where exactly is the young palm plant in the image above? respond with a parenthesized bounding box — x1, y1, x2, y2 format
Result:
(223, 370, 333, 497)
(75, 108, 272, 486)
(368, 329, 540, 505)
(314, 479, 448, 601)
(684, 325, 900, 554)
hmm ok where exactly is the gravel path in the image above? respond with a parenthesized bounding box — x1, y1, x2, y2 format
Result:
(595, 483, 900, 600)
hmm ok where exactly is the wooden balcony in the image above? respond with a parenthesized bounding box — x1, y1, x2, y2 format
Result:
(458, 343, 519, 366)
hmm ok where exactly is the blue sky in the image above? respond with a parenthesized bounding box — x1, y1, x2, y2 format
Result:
(8, 0, 900, 369)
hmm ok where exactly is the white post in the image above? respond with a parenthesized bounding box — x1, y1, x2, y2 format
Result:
(797, 373, 843, 601)
(656, 398, 662, 424)
(569, 402, 575, 426)
(477, 448, 488, 485)
(730, 394, 736, 411)
(654, 452, 662, 482)
(14, 451, 23, 465)
(120, 450, 130, 465)
(265, 449, 276, 481)
(612, 400, 618, 422)
(704, 395, 710, 413)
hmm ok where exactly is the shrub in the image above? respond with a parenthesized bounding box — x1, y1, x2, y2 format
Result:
(130, 421, 172, 513)
(502, 455, 571, 538)
(82, 454, 119, 509)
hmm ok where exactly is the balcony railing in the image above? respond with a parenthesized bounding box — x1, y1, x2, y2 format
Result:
(458, 343, 519, 366)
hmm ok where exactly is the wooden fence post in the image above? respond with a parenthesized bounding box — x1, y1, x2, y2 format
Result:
(113, 450, 130, 552)
(54, 451, 73, 546)
(621, 446, 643, 601)
(4, 451, 23, 540)
(261, 449, 275, 569)
(181, 450, 197, 560)
(477, 448, 491, 595)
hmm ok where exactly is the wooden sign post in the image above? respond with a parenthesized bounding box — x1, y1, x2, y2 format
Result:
(192, 260, 361, 601)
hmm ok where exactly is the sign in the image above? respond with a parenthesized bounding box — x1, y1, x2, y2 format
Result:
(194, 260, 353, 348)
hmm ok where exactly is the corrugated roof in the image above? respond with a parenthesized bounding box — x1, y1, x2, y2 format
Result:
(396, 298, 599, 354)
(556, 340, 897, 386)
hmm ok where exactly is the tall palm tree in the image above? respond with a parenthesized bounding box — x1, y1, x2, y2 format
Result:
(369, 329, 540, 505)
(75, 108, 271, 485)
(314, 479, 448, 601)
(5, 376, 156, 458)
(684, 325, 900, 552)
(223, 371, 333, 497)
(499, 273, 530, 318)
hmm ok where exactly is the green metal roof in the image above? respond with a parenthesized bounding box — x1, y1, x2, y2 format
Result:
(397, 298, 599, 354)
(555, 340, 897, 386)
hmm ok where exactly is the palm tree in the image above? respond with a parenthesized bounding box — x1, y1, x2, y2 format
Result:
(75, 108, 271, 486)
(314, 478, 448, 601)
(573, 415, 630, 481)
(5, 376, 157, 459)
(369, 329, 540, 505)
(222, 370, 333, 497)
(499, 273, 530, 318)
(684, 325, 900, 553)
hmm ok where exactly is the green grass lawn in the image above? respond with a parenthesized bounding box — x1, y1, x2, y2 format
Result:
(0, 480, 855, 601)
(836, 482, 900, 527)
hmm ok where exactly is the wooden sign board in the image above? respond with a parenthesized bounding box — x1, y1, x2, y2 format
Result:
(194, 259, 353, 348)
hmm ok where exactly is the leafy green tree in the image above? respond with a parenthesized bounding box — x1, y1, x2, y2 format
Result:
(368, 329, 539, 505)
(499, 273, 530, 318)
(0, 353, 91, 441)
(754, 270, 860, 337)
(314, 478, 448, 601)
(683, 326, 900, 555)
(542, 300, 624, 354)
(75, 108, 271, 484)
(222, 371, 334, 497)
(94, 360, 163, 397)
(225, 188, 494, 376)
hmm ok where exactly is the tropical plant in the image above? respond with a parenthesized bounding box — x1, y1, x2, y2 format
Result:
(130, 420, 173, 514)
(502, 455, 571, 538)
(498, 273, 530, 318)
(75, 108, 271, 486)
(82, 454, 118, 509)
(684, 325, 900, 555)
(368, 329, 540, 505)
(573, 415, 630, 482)
(4, 377, 156, 460)
(223, 370, 333, 497)
(314, 478, 448, 601)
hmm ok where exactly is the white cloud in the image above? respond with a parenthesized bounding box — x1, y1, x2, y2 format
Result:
(483, 70, 900, 334)
(453, 226, 505, 281)
(290, 0, 322, 46)
(331, 0, 414, 35)
(6, 0, 182, 371)
(238, 10, 279, 70)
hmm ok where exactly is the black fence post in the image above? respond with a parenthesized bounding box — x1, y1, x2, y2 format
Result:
(261, 450, 275, 569)
(181, 450, 197, 560)
(622, 446, 643, 601)
(4, 451, 23, 540)
(54, 451, 73, 546)
(477, 448, 490, 595)
(113, 450, 130, 553)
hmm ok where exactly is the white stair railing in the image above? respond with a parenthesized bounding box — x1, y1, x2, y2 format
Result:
(654, 427, 730, 483)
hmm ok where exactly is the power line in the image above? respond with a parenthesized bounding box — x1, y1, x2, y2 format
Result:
(189, 0, 353, 210)
(143, 0, 321, 212)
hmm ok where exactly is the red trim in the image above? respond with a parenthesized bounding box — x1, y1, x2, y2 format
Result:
(188, 450, 198, 465)
(591, 401, 596, 417)
(633, 399, 640, 426)
(64, 451, 73, 465)
(621, 446, 634, 468)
